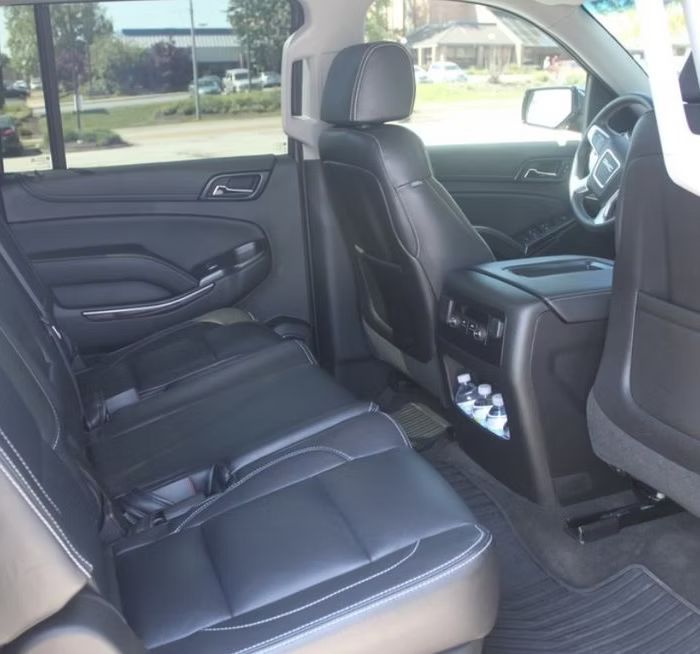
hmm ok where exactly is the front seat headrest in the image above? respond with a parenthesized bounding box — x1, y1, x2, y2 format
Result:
(680, 54, 700, 104)
(321, 42, 415, 126)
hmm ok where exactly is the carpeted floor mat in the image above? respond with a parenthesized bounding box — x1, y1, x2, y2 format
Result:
(429, 458, 700, 654)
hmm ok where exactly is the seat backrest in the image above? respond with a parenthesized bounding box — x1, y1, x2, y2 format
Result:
(0, 305, 106, 645)
(0, 210, 55, 322)
(0, 248, 85, 441)
(319, 42, 493, 363)
(589, 56, 700, 513)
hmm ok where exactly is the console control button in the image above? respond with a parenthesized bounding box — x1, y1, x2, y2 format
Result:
(472, 326, 488, 342)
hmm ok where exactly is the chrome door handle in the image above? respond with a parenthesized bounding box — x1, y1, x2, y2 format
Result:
(212, 183, 256, 197)
(523, 167, 559, 180)
(202, 172, 267, 200)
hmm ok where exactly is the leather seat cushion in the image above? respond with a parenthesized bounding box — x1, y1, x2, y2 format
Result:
(90, 341, 363, 496)
(114, 413, 498, 653)
(78, 309, 283, 413)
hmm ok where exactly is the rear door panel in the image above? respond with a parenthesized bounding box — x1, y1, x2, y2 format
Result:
(2, 155, 309, 352)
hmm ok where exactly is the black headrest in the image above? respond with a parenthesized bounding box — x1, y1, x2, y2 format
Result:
(321, 42, 415, 126)
(680, 55, 700, 104)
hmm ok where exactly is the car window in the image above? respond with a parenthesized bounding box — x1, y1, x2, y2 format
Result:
(586, 0, 689, 71)
(0, 0, 292, 172)
(365, 0, 586, 146)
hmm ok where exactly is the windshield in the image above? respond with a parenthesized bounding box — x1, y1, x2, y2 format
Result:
(586, 0, 690, 71)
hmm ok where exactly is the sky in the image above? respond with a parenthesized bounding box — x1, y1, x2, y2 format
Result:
(106, 0, 231, 30)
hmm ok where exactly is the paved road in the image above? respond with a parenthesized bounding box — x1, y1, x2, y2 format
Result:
(4, 106, 579, 173)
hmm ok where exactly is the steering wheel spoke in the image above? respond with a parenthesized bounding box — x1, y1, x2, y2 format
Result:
(593, 189, 620, 226)
(570, 172, 590, 197)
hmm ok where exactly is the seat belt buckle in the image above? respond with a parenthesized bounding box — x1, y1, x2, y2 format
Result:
(146, 493, 207, 530)
(40, 315, 63, 341)
(104, 388, 140, 416)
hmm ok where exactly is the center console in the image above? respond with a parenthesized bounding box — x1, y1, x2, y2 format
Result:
(439, 255, 625, 506)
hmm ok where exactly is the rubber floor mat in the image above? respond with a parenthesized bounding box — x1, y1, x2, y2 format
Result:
(391, 402, 450, 449)
(429, 459, 700, 654)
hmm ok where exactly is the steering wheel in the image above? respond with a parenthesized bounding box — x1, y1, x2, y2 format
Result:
(569, 94, 653, 230)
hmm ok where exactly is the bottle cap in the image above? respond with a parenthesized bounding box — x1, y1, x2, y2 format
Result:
(478, 383, 492, 396)
(492, 393, 504, 406)
(457, 373, 472, 384)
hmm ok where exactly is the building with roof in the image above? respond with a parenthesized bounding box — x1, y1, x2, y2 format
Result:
(408, 21, 514, 69)
(387, 1, 566, 70)
(117, 28, 244, 75)
(493, 10, 562, 66)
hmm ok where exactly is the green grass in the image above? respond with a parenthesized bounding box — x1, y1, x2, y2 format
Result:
(415, 82, 529, 106)
(414, 74, 585, 110)
(70, 103, 166, 131)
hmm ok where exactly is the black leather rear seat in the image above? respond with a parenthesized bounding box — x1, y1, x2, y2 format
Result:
(89, 340, 368, 500)
(0, 215, 498, 651)
(0, 363, 497, 652)
(0, 252, 363, 503)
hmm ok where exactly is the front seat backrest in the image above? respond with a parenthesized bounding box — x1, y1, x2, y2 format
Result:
(588, 55, 700, 515)
(319, 42, 493, 396)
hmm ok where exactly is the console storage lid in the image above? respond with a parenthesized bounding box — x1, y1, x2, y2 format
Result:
(471, 255, 613, 323)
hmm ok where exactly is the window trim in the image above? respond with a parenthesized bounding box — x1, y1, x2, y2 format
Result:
(34, 3, 66, 169)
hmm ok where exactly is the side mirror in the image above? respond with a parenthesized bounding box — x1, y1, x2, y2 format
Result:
(522, 86, 583, 130)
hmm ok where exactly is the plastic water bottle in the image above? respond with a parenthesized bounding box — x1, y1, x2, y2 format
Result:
(502, 422, 510, 441)
(454, 373, 479, 416)
(472, 384, 493, 424)
(485, 394, 508, 437)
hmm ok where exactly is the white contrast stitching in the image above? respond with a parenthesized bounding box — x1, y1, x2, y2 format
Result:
(0, 323, 62, 449)
(293, 340, 316, 366)
(0, 447, 92, 571)
(378, 412, 412, 448)
(228, 527, 490, 654)
(204, 541, 420, 631)
(351, 43, 385, 120)
(0, 452, 92, 577)
(0, 425, 60, 513)
(174, 446, 352, 533)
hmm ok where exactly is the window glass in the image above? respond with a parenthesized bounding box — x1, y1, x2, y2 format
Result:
(1, 0, 291, 171)
(365, 0, 586, 146)
(0, 6, 53, 172)
(586, 0, 689, 71)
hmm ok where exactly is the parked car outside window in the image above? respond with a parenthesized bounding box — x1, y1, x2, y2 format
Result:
(427, 61, 468, 83)
(0, 116, 23, 156)
(189, 75, 223, 95)
(252, 71, 282, 89)
(223, 68, 251, 93)
(414, 65, 431, 84)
